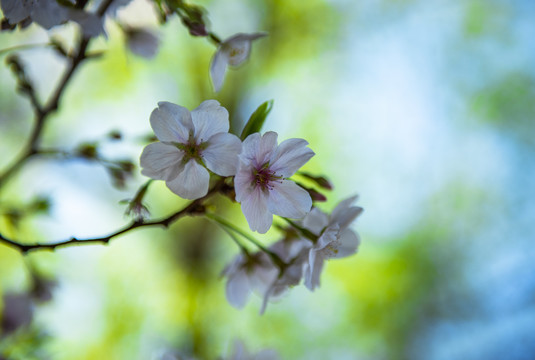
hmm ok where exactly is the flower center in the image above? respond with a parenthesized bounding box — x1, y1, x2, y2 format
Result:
(174, 136, 208, 164)
(253, 163, 282, 191)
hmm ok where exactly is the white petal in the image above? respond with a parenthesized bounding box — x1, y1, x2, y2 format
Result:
(241, 187, 272, 233)
(225, 269, 251, 309)
(267, 180, 312, 219)
(302, 207, 329, 235)
(1, 0, 31, 24)
(304, 249, 324, 291)
(31, 0, 68, 29)
(202, 132, 242, 176)
(165, 160, 209, 199)
(150, 102, 193, 143)
(270, 138, 315, 177)
(223, 32, 267, 66)
(334, 229, 360, 258)
(210, 49, 229, 92)
(191, 100, 229, 141)
(139, 142, 184, 181)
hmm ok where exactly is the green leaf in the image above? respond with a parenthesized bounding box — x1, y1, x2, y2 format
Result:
(240, 100, 274, 140)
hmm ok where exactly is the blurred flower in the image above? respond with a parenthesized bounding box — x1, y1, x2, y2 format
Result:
(222, 252, 278, 310)
(235, 132, 314, 233)
(140, 100, 241, 199)
(0, 0, 104, 37)
(259, 237, 310, 314)
(303, 196, 363, 291)
(226, 340, 279, 360)
(1, 293, 33, 335)
(210, 32, 267, 92)
(124, 27, 160, 59)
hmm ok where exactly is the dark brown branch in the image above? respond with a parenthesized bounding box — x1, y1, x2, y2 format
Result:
(0, 0, 115, 189)
(0, 180, 229, 254)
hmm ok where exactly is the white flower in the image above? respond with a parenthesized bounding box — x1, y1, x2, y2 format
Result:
(125, 27, 160, 59)
(140, 100, 242, 200)
(210, 32, 267, 92)
(222, 252, 278, 310)
(235, 131, 315, 234)
(303, 196, 363, 291)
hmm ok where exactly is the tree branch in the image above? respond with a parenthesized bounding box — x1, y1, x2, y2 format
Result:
(0, 179, 230, 254)
(0, 0, 115, 190)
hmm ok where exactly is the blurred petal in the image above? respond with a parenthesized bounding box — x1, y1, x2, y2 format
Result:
(191, 100, 229, 140)
(150, 102, 193, 143)
(270, 138, 315, 177)
(166, 160, 209, 199)
(202, 132, 242, 176)
(140, 142, 184, 181)
(302, 207, 329, 235)
(31, 0, 68, 29)
(241, 188, 272, 233)
(331, 196, 363, 229)
(126, 28, 159, 58)
(304, 249, 324, 291)
(1, 0, 31, 24)
(267, 180, 312, 219)
(334, 228, 360, 258)
(226, 270, 250, 309)
(210, 49, 229, 92)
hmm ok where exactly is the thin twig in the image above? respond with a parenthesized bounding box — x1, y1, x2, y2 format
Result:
(0, 0, 115, 190)
(0, 179, 227, 254)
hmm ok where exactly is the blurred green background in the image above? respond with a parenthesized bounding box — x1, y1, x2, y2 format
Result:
(1, 0, 534, 359)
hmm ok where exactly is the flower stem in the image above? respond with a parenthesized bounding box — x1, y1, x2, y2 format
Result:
(282, 218, 317, 243)
(205, 213, 286, 270)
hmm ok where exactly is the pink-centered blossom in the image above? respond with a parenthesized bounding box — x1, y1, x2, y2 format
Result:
(210, 32, 267, 92)
(235, 132, 315, 234)
(303, 196, 363, 291)
(140, 100, 241, 200)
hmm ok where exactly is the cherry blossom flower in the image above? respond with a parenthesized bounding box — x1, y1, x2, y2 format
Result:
(303, 196, 363, 291)
(234, 132, 315, 234)
(140, 100, 242, 200)
(210, 32, 267, 92)
(222, 251, 279, 310)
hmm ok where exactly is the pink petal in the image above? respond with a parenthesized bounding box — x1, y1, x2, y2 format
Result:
(165, 160, 209, 199)
(234, 162, 255, 203)
(202, 132, 242, 176)
(270, 138, 315, 177)
(241, 187, 272, 233)
(267, 180, 312, 219)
